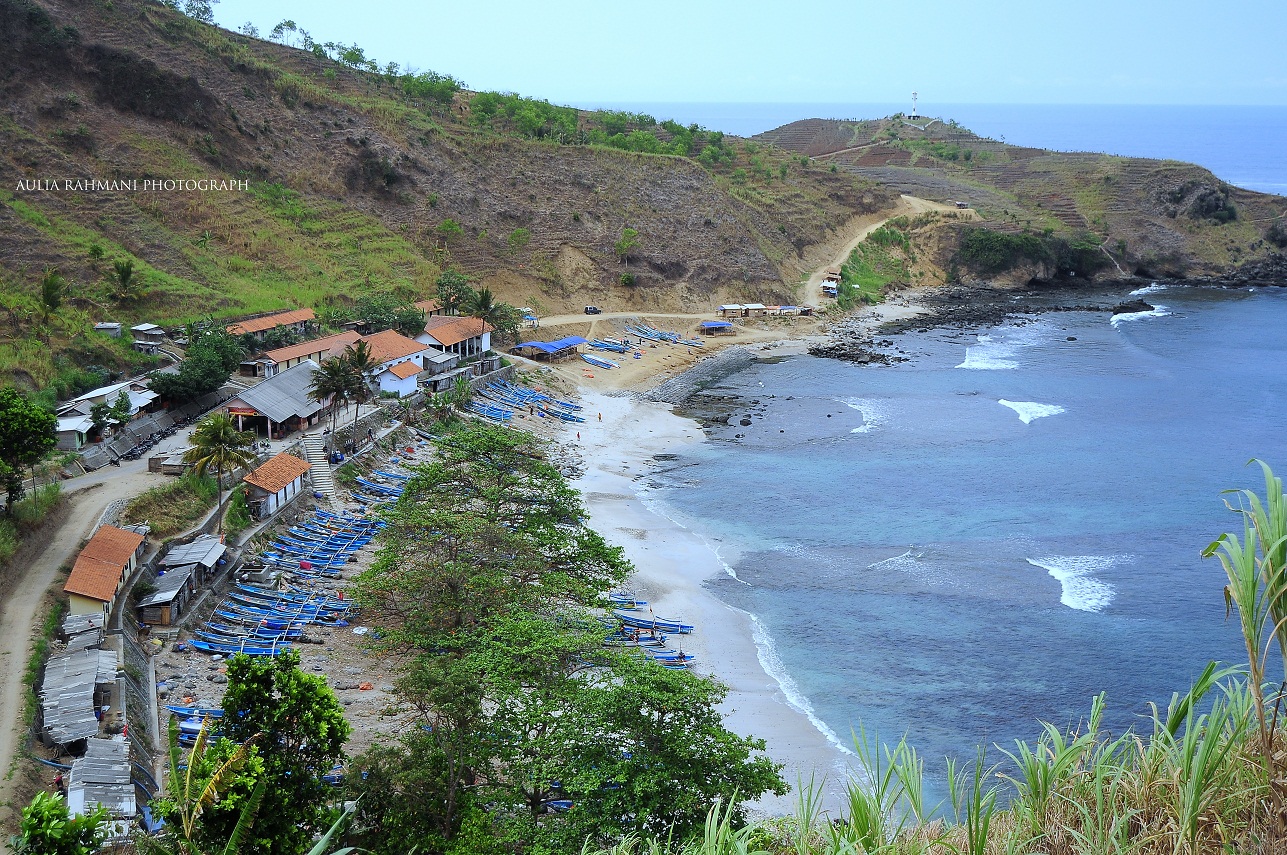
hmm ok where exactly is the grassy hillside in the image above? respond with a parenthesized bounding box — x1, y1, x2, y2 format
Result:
(0, 0, 894, 390)
(756, 116, 1287, 283)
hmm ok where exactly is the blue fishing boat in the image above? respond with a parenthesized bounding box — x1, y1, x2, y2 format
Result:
(189, 639, 290, 656)
(164, 705, 224, 718)
(613, 610, 694, 634)
(582, 353, 619, 370)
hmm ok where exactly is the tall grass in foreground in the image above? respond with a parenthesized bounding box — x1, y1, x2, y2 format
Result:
(584, 461, 1287, 855)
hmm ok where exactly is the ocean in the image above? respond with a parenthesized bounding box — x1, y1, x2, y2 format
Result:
(577, 102, 1287, 196)
(646, 283, 1287, 786)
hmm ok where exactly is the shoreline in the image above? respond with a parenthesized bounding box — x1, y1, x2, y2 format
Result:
(573, 389, 859, 814)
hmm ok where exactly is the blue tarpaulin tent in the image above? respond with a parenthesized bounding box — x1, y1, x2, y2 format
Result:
(513, 336, 588, 360)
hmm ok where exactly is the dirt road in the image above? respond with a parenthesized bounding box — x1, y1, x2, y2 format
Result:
(0, 468, 161, 827)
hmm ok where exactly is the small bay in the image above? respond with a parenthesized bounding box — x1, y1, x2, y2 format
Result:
(648, 285, 1287, 782)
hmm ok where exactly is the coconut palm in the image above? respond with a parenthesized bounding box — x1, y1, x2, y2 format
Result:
(308, 358, 356, 442)
(342, 340, 378, 430)
(183, 413, 257, 535)
(462, 287, 506, 353)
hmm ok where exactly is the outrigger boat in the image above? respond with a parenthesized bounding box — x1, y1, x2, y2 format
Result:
(582, 353, 619, 370)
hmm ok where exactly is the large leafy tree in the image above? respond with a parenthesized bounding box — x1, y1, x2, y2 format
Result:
(213, 651, 351, 855)
(0, 386, 56, 511)
(434, 270, 474, 316)
(350, 425, 784, 852)
(150, 323, 244, 405)
(182, 414, 257, 535)
(462, 287, 520, 347)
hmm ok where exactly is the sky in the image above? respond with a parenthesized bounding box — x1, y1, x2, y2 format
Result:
(212, 0, 1287, 109)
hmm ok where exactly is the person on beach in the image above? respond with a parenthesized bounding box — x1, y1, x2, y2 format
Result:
(598, 413, 602, 421)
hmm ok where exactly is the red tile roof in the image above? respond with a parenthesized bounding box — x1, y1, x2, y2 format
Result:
(359, 329, 430, 365)
(243, 453, 311, 494)
(264, 331, 360, 365)
(386, 360, 420, 379)
(421, 316, 494, 348)
(414, 299, 442, 313)
(228, 309, 316, 336)
(64, 525, 145, 602)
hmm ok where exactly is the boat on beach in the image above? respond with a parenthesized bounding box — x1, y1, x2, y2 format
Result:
(582, 353, 619, 370)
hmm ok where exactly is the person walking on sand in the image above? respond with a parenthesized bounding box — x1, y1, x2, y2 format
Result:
(598, 412, 602, 422)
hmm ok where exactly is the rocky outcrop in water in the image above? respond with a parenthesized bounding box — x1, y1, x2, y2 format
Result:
(1112, 299, 1155, 315)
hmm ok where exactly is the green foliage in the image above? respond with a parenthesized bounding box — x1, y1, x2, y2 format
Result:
(350, 425, 784, 852)
(435, 269, 475, 315)
(214, 651, 351, 855)
(39, 267, 64, 319)
(121, 471, 217, 539)
(462, 287, 519, 344)
(182, 413, 257, 535)
(353, 292, 424, 336)
(0, 386, 56, 511)
(615, 227, 640, 269)
(10, 792, 106, 855)
(620, 273, 637, 287)
(837, 220, 914, 308)
(224, 485, 251, 539)
(109, 388, 132, 427)
(955, 228, 1052, 275)
(437, 218, 463, 239)
(149, 323, 243, 405)
(400, 71, 464, 108)
(506, 227, 531, 253)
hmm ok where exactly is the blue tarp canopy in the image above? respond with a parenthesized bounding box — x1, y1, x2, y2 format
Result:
(515, 336, 588, 353)
(699, 321, 733, 329)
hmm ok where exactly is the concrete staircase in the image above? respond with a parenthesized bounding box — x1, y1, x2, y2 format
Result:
(301, 438, 338, 504)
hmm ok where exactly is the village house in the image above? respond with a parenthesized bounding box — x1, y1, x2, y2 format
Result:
(224, 360, 328, 439)
(243, 452, 311, 520)
(357, 329, 434, 395)
(242, 331, 360, 378)
(226, 308, 316, 341)
(136, 534, 228, 627)
(416, 315, 493, 359)
(64, 524, 147, 617)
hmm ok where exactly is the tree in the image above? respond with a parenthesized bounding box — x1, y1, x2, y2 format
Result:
(39, 267, 64, 325)
(215, 652, 350, 855)
(143, 717, 266, 855)
(110, 259, 143, 303)
(10, 791, 107, 855)
(0, 387, 56, 512)
(308, 358, 357, 443)
(434, 270, 474, 316)
(506, 228, 530, 254)
(437, 218, 463, 241)
(182, 414, 257, 535)
(349, 424, 784, 851)
(614, 227, 640, 272)
(149, 324, 244, 405)
(342, 340, 378, 430)
(461, 288, 503, 351)
(89, 401, 112, 438)
(268, 19, 297, 45)
(110, 389, 133, 428)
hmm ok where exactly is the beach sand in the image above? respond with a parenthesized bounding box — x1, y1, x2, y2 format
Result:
(574, 389, 859, 815)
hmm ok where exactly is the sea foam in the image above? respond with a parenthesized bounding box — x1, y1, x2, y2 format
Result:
(1129, 282, 1170, 296)
(1026, 555, 1129, 612)
(998, 400, 1066, 424)
(747, 611, 856, 756)
(1111, 304, 1171, 328)
(867, 548, 926, 572)
(956, 333, 1019, 370)
(841, 397, 889, 434)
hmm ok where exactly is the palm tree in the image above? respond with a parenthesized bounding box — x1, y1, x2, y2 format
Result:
(111, 259, 143, 302)
(308, 358, 355, 443)
(342, 340, 378, 430)
(183, 413, 257, 535)
(463, 287, 504, 356)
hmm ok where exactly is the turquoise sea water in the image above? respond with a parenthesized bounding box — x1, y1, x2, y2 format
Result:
(577, 102, 1287, 196)
(650, 284, 1287, 779)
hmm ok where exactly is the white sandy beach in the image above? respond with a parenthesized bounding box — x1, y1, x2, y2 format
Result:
(574, 388, 860, 815)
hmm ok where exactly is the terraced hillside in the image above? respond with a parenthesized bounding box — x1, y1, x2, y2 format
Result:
(0, 0, 894, 388)
(757, 117, 1287, 282)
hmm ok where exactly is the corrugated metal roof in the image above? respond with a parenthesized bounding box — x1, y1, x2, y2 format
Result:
(230, 360, 323, 424)
(41, 650, 117, 746)
(160, 534, 225, 569)
(68, 738, 135, 819)
(138, 564, 196, 607)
